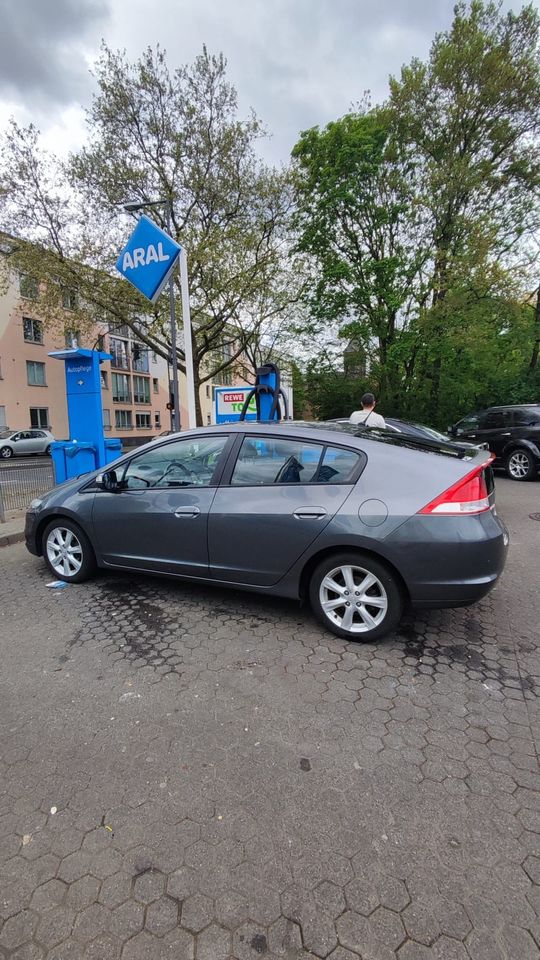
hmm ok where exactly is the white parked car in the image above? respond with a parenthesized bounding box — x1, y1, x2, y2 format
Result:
(0, 429, 55, 459)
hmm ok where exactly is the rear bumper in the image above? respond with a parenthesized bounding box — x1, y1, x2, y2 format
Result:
(387, 509, 509, 608)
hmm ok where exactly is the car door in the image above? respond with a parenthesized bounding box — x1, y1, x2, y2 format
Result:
(475, 410, 511, 460)
(208, 433, 363, 586)
(91, 433, 231, 576)
(13, 431, 34, 455)
(26, 430, 47, 454)
(453, 413, 481, 443)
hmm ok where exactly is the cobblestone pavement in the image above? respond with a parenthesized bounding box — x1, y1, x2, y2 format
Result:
(1, 477, 539, 960)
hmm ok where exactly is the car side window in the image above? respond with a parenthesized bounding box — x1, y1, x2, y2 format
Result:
(314, 446, 361, 483)
(455, 415, 479, 435)
(231, 437, 324, 485)
(121, 435, 229, 489)
(512, 409, 539, 426)
(482, 411, 506, 429)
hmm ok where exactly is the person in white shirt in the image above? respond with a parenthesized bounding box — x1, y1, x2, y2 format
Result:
(349, 392, 386, 428)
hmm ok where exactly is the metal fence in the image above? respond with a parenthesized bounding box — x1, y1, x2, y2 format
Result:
(0, 461, 55, 521)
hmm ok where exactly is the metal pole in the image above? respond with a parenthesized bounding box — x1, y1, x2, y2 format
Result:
(165, 202, 181, 432)
(180, 249, 197, 428)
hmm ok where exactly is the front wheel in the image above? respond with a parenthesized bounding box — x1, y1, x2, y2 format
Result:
(506, 448, 536, 481)
(0, 446, 13, 459)
(309, 551, 403, 642)
(42, 520, 96, 583)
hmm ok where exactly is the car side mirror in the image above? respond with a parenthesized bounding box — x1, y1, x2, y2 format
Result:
(96, 470, 120, 493)
(448, 425, 456, 436)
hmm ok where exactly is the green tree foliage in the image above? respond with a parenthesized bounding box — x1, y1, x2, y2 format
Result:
(292, 1, 540, 426)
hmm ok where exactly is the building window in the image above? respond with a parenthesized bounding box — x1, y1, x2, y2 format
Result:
(61, 288, 78, 311)
(100, 371, 108, 389)
(206, 384, 211, 399)
(64, 328, 80, 348)
(207, 414, 211, 425)
(152, 351, 158, 364)
(136, 412, 152, 429)
(133, 375, 150, 404)
(132, 343, 149, 373)
(153, 378, 159, 395)
(112, 372, 131, 403)
(154, 411, 161, 429)
(102, 409, 111, 431)
(109, 337, 130, 370)
(97, 334, 105, 352)
(27, 360, 46, 386)
(20, 274, 39, 300)
(23, 317, 43, 344)
(0, 405, 6, 428)
(115, 409, 132, 429)
(29, 407, 48, 428)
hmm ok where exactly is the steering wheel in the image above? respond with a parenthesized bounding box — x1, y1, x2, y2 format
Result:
(161, 461, 198, 484)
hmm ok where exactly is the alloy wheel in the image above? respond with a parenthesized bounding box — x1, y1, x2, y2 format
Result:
(508, 451, 531, 480)
(46, 527, 83, 578)
(319, 563, 388, 634)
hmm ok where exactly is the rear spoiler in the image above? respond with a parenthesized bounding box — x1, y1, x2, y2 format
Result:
(352, 426, 485, 460)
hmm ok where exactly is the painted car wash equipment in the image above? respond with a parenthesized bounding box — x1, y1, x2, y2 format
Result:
(239, 363, 289, 422)
(48, 348, 122, 483)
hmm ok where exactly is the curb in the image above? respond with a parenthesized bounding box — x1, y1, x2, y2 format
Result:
(0, 531, 25, 549)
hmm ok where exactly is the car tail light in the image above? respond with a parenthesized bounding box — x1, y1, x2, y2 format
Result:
(419, 457, 495, 515)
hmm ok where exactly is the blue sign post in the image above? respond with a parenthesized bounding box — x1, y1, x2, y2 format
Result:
(116, 215, 181, 303)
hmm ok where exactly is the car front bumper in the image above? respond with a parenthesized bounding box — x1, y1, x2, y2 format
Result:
(24, 510, 41, 556)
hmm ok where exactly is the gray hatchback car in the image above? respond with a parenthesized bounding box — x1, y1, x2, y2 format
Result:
(25, 422, 508, 642)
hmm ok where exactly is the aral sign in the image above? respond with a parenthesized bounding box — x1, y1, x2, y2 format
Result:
(215, 387, 257, 423)
(116, 215, 181, 303)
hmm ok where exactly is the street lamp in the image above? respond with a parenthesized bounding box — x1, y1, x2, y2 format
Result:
(123, 199, 181, 431)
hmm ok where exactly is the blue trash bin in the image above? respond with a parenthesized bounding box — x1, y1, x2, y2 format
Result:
(104, 438, 123, 466)
(64, 442, 98, 479)
(50, 441, 69, 484)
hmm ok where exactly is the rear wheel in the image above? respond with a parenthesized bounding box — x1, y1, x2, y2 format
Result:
(42, 520, 96, 583)
(309, 551, 403, 642)
(1, 446, 13, 459)
(45, 444, 51, 456)
(506, 448, 536, 481)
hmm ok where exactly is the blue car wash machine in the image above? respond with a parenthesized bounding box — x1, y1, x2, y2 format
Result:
(49, 348, 122, 483)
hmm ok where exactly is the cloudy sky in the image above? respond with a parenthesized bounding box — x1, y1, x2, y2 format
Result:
(0, 0, 533, 164)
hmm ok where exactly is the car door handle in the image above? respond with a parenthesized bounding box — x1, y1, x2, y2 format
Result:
(174, 506, 200, 518)
(293, 507, 328, 520)
(501, 433, 511, 437)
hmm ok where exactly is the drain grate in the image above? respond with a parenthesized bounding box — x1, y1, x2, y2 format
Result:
(529, 513, 540, 521)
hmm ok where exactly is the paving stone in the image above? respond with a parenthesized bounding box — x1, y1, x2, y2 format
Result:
(181, 892, 214, 932)
(98, 872, 133, 908)
(145, 897, 178, 936)
(196, 923, 232, 960)
(0, 910, 38, 950)
(109, 900, 145, 939)
(72, 904, 110, 944)
(65, 875, 101, 911)
(132, 869, 165, 904)
(35, 908, 75, 950)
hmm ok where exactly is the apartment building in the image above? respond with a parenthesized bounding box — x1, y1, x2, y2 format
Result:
(0, 256, 221, 440)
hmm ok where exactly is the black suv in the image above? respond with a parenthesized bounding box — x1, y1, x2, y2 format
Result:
(449, 404, 540, 480)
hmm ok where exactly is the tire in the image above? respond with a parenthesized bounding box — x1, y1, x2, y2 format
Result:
(0, 446, 13, 459)
(42, 519, 97, 583)
(505, 448, 536, 481)
(45, 445, 51, 456)
(309, 551, 404, 642)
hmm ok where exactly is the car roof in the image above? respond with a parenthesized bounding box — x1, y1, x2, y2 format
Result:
(155, 420, 476, 461)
